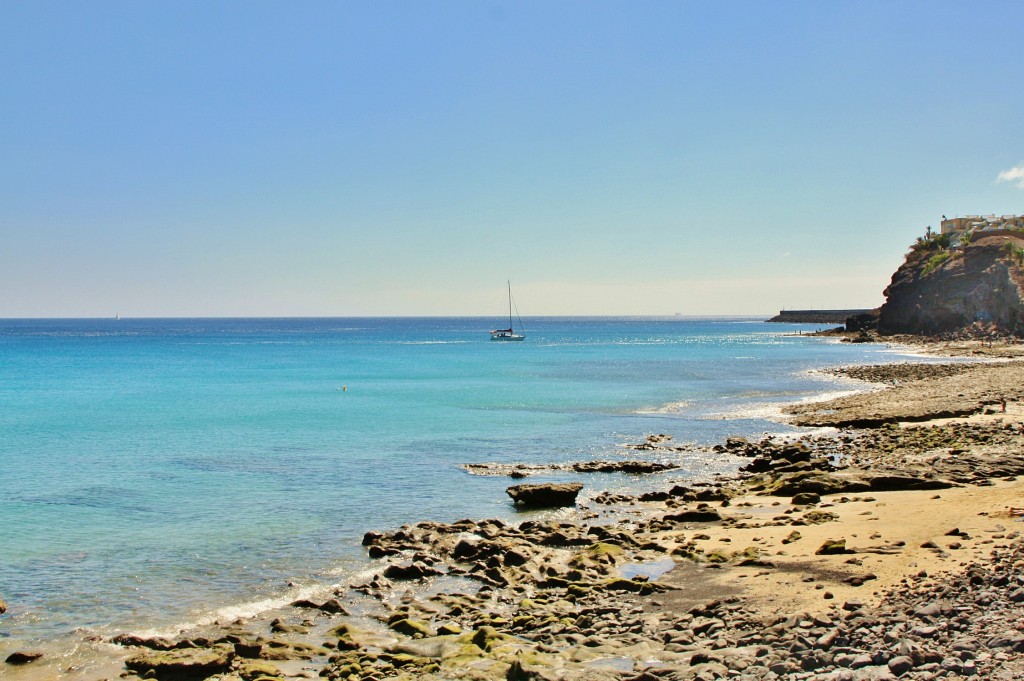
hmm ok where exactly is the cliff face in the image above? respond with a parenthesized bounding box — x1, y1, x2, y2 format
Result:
(878, 234, 1024, 336)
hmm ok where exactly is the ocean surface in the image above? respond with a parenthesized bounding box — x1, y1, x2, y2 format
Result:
(0, 317, 917, 668)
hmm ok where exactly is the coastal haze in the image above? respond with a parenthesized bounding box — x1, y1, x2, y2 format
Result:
(2, 2, 1024, 317)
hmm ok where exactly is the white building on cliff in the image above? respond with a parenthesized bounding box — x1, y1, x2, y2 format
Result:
(940, 214, 1024, 234)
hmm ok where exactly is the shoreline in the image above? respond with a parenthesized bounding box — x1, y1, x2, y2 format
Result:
(6, 338, 1024, 680)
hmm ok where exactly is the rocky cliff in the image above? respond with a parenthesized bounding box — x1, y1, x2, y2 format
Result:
(878, 232, 1024, 336)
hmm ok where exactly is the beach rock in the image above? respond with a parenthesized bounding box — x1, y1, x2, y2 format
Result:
(987, 631, 1024, 651)
(270, 618, 308, 634)
(506, 483, 583, 508)
(506, 658, 557, 680)
(125, 644, 234, 680)
(571, 460, 678, 474)
(388, 618, 432, 638)
(843, 573, 877, 586)
(290, 597, 348, 615)
(792, 492, 821, 505)
(801, 509, 839, 524)
(756, 472, 870, 497)
(887, 655, 915, 676)
(663, 509, 722, 523)
(5, 651, 43, 665)
(815, 539, 851, 555)
(668, 484, 731, 502)
(383, 561, 441, 581)
(0, 597, 6, 614)
(867, 475, 953, 491)
(259, 639, 328, 661)
(110, 634, 179, 651)
(233, 642, 262, 659)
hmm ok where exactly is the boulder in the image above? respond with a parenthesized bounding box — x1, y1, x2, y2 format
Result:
(388, 618, 432, 638)
(124, 644, 234, 679)
(506, 483, 583, 508)
(5, 652, 43, 665)
(760, 472, 871, 497)
(0, 597, 6, 614)
(664, 509, 722, 523)
(867, 475, 953, 491)
(815, 539, 851, 555)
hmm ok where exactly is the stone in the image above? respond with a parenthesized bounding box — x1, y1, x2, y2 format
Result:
(124, 644, 234, 679)
(290, 597, 348, 614)
(470, 625, 503, 651)
(844, 573, 877, 586)
(506, 658, 556, 680)
(5, 652, 43, 665)
(388, 618, 432, 638)
(664, 509, 722, 523)
(912, 601, 952, 619)
(815, 538, 851, 555)
(506, 483, 583, 508)
(110, 634, 179, 651)
(383, 561, 440, 580)
(987, 631, 1024, 651)
(233, 642, 262, 659)
(792, 492, 821, 505)
(802, 510, 839, 524)
(867, 475, 953, 491)
(887, 655, 914, 676)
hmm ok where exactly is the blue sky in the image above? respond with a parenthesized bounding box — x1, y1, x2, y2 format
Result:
(2, 1, 1023, 317)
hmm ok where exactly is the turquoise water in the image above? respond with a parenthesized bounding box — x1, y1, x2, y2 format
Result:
(0, 317, 909, 655)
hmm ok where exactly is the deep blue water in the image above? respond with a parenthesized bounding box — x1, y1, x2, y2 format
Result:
(0, 317, 911, 655)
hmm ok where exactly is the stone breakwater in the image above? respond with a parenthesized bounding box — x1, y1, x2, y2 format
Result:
(6, 352, 1024, 681)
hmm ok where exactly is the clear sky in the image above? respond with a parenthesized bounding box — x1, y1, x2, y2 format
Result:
(2, 1, 1023, 317)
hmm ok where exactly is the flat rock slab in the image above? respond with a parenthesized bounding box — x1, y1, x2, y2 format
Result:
(125, 644, 234, 680)
(507, 482, 583, 508)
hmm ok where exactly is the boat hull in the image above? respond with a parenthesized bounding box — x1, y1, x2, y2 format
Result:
(490, 332, 525, 341)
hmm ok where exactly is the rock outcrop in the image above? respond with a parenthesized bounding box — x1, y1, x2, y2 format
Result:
(878, 233, 1024, 336)
(506, 483, 583, 508)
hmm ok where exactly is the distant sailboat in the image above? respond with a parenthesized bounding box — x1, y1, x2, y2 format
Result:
(490, 281, 526, 341)
(114, 314, 121, 321)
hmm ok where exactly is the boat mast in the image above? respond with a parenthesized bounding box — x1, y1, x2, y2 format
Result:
(507, 280, 513, 329)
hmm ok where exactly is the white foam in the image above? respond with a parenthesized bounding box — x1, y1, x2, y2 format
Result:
(636, 400, 692, 415)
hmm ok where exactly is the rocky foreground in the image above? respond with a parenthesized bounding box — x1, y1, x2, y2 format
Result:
(8, 348, 1024, 681)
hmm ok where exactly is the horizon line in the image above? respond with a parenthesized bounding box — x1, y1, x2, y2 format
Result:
(0, 313, 784, 321)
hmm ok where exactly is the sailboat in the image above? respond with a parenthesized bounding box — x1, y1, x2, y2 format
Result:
(490, 281, 526, 341)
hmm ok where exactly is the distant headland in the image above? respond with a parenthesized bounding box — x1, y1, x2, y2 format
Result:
(770, 214, 1024, 338)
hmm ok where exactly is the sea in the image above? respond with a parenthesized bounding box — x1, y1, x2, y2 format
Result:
(0, 316, 920, 674)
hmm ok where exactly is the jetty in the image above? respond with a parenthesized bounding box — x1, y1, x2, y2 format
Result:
(766, 308, 874, 324)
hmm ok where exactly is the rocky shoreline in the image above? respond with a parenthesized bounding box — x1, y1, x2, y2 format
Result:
(7, 342, 1024, 681)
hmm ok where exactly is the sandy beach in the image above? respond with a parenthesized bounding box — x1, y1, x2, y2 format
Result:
(7, 339, 1024, 681)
